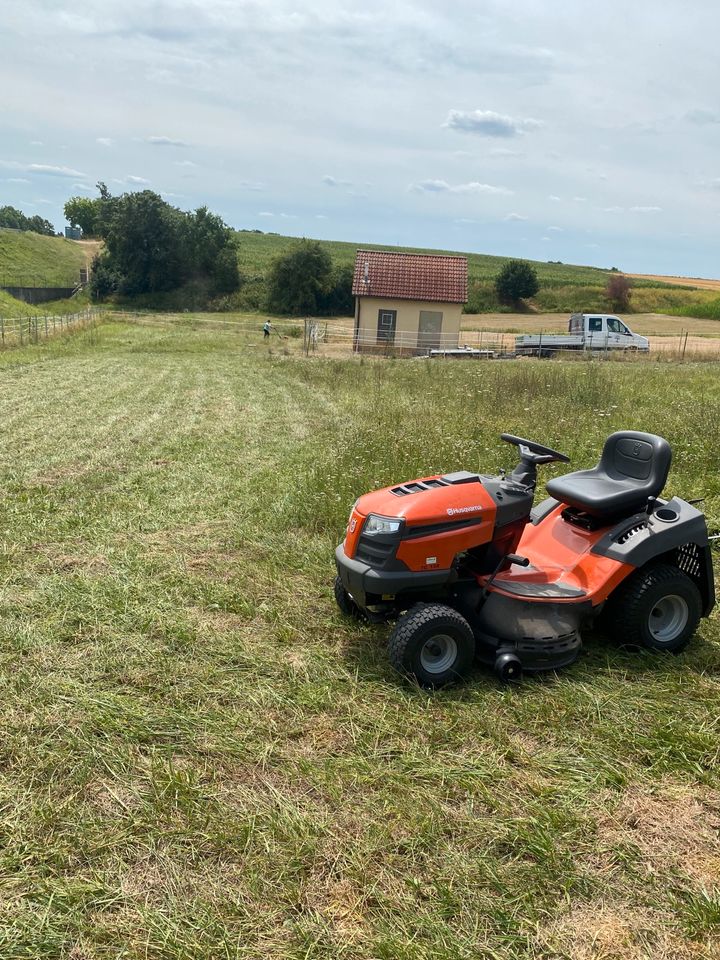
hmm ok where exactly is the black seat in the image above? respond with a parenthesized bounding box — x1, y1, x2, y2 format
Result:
(546, 431, 672, 519)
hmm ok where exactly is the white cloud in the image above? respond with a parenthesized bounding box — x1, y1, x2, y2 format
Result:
(549, 195, 561, 202)
(603, 205, 624, 213)
(322, 174, 352, 187)
(444, 109, 542, 138)
(72, 182, 94, 193)
(547, 225, 563, 231)
(411, 179, 512, 195)
(174, 160, 196, 168)
(258, 211, 274, 217)
(126, 175, 150, 184)
(630, 205, 662, 213)
(490, 147, 524, 158)
(5, 177, 30, 184)
(145, 135, 189, 146)
(96, 137, 114, 147)
(315, 214, 328, 219)
(573, 196, 587, 202)
(504, 212, 528, 221)
(0, 161, 86, 178)
(30, 140, 44, 146)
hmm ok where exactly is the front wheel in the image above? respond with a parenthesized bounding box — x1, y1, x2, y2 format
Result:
(388, 603, 475, 688)
(334, 575, 365, 620)
(606, 564, 702, 654)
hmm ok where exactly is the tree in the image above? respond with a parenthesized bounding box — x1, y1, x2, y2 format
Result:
(319, 263, 354, 316)
(103, 190, 186, 295)
(495, 259, 540, 306)
(88, 252, 120, 301)
(63, 196, 98, 236)
(266, 241, 333, 314)
(606, 273, 632, 311)
(84, 185, 239, 300)
(0, 205, 55, 235)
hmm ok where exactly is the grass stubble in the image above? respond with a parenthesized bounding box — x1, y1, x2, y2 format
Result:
(0, 321, 718, 959)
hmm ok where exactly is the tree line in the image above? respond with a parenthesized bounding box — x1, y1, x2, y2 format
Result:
(0, 205, 56, 236)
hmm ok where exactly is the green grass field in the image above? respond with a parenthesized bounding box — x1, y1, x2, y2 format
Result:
(0, 229, 90, 286)
(0, 319, 718, 958)
(233, 231, 720, 317)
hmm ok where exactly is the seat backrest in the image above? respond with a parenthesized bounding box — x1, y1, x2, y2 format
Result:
(599, 431, 672, 491)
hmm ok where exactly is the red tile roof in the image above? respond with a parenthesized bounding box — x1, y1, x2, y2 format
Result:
(352, 250, 468, 303)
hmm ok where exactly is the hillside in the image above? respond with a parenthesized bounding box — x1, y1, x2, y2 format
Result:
(0, 229, 92, 286)
(234, 230, 720, 316)
(1, 226, 718, 319)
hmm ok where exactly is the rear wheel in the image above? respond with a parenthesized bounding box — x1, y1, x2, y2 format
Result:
(388, 603, 475, 687)
(606, 564, 701, 654)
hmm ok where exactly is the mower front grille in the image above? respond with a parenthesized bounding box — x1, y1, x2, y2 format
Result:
(355, 535, 396, 566)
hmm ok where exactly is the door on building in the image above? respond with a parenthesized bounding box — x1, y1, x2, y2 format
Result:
(377, 309, 397, 344)
(418, 310, 443, 350)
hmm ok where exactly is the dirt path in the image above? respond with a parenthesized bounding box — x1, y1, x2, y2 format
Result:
(461, 312, 720, 337)
(628, 272, 720, 291)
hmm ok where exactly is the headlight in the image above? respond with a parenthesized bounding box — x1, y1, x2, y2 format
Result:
(363, 514, 402, 535)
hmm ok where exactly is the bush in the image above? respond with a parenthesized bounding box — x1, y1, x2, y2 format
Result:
(495, 259, 539, 305)
(606, 273, 632, 311)
(266, 241, 333, 315)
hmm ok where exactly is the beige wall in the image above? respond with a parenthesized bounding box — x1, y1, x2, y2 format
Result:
(355, 296, 462, 351)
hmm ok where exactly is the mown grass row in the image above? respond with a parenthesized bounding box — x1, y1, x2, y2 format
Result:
(0, 321, 717, 958)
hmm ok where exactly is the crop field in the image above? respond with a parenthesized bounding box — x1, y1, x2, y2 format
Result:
(0, 320, 719, 959)
(232, 231, 720, 317)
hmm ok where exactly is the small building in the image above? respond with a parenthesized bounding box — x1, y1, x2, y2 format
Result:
(351, 250, 467, 353)
(65, 226, 82, 240)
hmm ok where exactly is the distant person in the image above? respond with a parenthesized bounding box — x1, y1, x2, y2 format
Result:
(263, 320, 271, 339)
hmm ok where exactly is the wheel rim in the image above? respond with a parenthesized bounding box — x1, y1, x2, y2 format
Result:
(648, 594, 689, 643)
(420, 633, 458, 674)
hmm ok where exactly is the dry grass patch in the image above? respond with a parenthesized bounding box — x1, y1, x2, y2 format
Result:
(535, 901, 717, 960)
(596, 783, 720, 889)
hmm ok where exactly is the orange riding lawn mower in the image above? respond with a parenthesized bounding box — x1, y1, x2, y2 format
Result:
(334, 432, 718, 685)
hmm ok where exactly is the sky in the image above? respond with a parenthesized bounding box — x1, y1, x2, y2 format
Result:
(2, 0, 720, 276)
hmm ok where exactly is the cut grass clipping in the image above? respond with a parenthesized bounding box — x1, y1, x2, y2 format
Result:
(0, 318, 717, 959)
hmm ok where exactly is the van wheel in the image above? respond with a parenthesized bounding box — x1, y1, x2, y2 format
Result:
(388, 603, 475, 687)
(607, 564, 701, 653)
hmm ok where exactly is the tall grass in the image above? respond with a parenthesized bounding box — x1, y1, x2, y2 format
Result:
(0, 321, 717, 957)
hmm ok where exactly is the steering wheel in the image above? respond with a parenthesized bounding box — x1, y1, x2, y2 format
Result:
(500, 434, 570, 464)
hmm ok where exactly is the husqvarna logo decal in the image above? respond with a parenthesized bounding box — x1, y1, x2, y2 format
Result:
(447, 505, 483, 516)
(349, 518, 357, 532)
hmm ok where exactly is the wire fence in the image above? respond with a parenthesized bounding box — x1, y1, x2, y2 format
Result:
(31, 309, 719, 363)
(0, 309, 98, 348)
